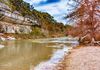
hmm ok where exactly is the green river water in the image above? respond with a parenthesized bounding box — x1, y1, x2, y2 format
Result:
(0, 37, 78, 70)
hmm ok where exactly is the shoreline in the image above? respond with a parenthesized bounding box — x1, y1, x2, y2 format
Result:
(0, 33, 67, 41)
(33, 45, 73, 70)
(54, 46, 100, 70)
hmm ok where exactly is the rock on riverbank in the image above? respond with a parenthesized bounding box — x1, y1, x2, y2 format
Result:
(0, 44, 4, 49)
(0, 33, 16, 41)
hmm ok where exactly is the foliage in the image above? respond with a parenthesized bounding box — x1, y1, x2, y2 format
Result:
(8, 0, 34, 16)
(32, 10, 67, 35)
(31, 27, 43, 36)
(66, 0, 100, 45)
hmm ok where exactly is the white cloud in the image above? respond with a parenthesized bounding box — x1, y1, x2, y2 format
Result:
(34, 0, 69, 24)
(24, 0, 47, 5)
(24, 0, 74, 24)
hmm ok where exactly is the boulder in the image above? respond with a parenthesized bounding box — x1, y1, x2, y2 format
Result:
(0, 44, 4, 49)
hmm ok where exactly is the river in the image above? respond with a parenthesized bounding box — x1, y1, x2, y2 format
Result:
(0, 37, 78, 70)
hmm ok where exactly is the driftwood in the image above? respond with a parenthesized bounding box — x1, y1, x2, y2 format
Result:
(79, 36, 100, 46)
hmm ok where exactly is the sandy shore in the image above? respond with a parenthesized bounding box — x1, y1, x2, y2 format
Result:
(54, 46, 100, 70)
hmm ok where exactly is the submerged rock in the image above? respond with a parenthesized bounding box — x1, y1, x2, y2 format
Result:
(6, 36, 16, 40)
(0, 44, 4, 49)
(0, 36, 6, 41)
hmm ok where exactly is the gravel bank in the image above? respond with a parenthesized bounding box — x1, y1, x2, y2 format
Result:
(55, 46, 100, 70)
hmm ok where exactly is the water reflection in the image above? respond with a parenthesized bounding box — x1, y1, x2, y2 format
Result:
(0, 40, 54, 70)
(0, 38, 78, 70)
(33, 44, 73, 70)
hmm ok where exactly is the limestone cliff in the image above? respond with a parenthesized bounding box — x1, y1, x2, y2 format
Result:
(0, 1, 39, 34)
(0, 0, 67, 39)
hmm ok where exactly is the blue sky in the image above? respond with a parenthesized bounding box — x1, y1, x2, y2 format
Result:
(23, 0, 76, 24)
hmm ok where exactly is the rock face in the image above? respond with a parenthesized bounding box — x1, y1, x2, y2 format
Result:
(0, 2, 39, 34)
(0, 21, 32, 34)
(0, 11, 39, 26)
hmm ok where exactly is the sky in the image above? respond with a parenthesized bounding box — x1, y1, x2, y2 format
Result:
(23, 0, 76, 24)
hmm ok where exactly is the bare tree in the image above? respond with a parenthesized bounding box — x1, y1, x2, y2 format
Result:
(66, 0, 100, 45)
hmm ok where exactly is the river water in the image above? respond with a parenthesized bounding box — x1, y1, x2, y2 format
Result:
(0, 37, 78, 70)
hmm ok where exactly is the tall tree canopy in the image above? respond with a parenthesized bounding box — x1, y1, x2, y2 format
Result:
(66, 0, 100, 45)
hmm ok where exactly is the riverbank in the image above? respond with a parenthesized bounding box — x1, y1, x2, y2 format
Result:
(54, 46, 100, 70)
(0, 33, 66, 41)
